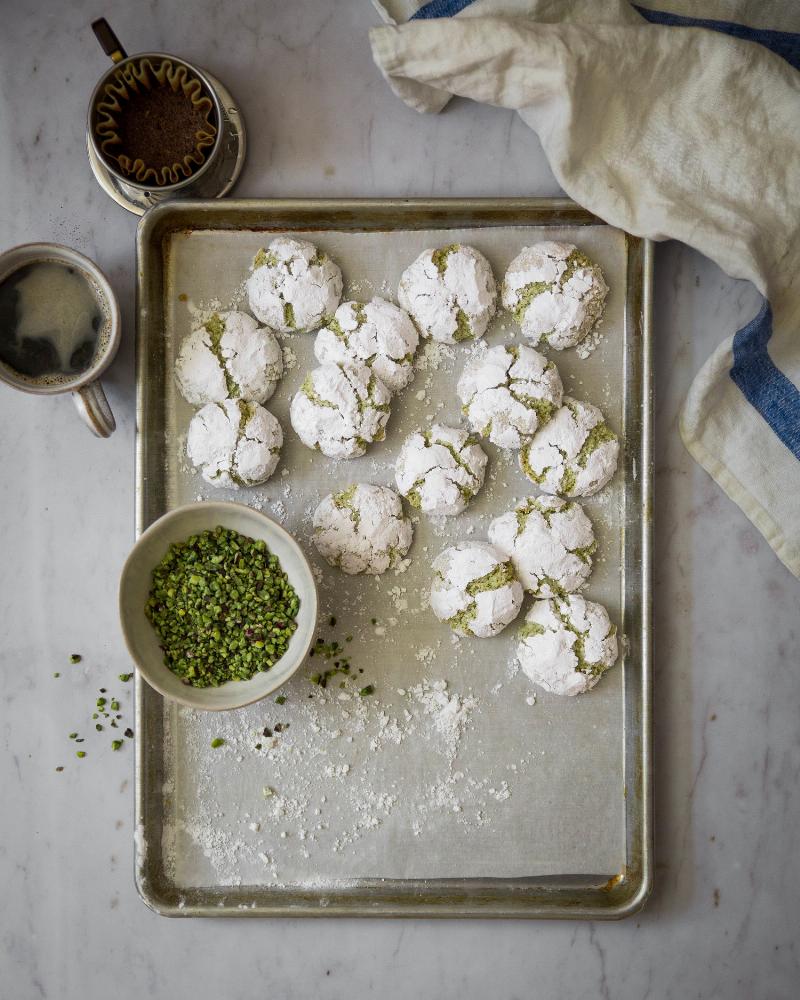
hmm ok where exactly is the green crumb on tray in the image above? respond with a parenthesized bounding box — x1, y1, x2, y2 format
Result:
(70, 654, 82, 664)
(210, 737, 225, 748)
(275, 695, 286, 705)
(144, 526, 300, 689)
(111, 740, 123, 751)
(359, 685, 375, 697)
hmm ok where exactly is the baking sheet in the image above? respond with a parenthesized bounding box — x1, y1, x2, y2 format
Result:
(135, 200, 652, 916)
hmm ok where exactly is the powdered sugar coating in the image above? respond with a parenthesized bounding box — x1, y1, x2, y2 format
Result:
(502, 242, 608, 350)
(175, 311, 283, 406)
(457, 343, 563, 448)
(313, 484, 413, 575)
(430, 541, 523, 638)
(246, 237, 343, 333)
(187, 399, 282, 488)
(314, 298, 419, 393)
(519, 396, 619, 498)
(488, 495, 595, 597)
(395, 424, 487, 516)
(289, 363, 391, 459)
(517, 595, 618, 696)
(398, 244, 496, 344)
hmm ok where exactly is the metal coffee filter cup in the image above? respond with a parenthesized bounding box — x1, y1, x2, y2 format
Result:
(86, 20, 246, 215)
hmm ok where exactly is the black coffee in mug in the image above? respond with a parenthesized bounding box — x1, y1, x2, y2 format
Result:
(0, 259, 110, 384)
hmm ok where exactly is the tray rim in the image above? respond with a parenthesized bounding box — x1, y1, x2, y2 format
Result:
(134, 197, 653, 920)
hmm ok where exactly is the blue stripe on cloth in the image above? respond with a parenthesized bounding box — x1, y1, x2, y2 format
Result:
(410, 1, 800, 72)
(730, 301, 800, 460)
(411, 0, 477, 19)
(634, 6, 800, 71)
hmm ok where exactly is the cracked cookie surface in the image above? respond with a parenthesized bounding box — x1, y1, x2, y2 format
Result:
(313, 484, 413, 575)
(516, 595, 618, 696)
(519, 396, 619, 498)
(314, 298, 419, 394)
(175, 311, 283, 406)
(395, 423, 487, 516)
(489, 495, 595, 597)
(430, 541, 523, 638)
(289, 362, 391, 459)
(247, 237, 343, 333)
(187, 399, 282, 488)
(502, 242, 608, 350)
(398, 244, 496, 345)
(457, 343, 563, 448)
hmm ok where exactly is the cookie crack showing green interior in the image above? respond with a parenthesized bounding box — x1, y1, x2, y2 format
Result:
(204, 314, 240, 398)
(405, 477, 426, 509)
(519, 621, 546, 639)
(453, 308, 473, 342)
(520, 446, 546, 484)
(253, 249, 277, 270)
(560, 249, 594, 291)
(572, 541, 597, 565)
(301, 374, 337, 409)
(230, 400, 254, 485)
(333, 485, 360, 527)
(539, 573, 567, 598)
(466, 560, 515, 596)
(428, 435, 478, 483)
(431, 243, 459, 276)
(327, 317, 347, 342)
(560, 467, 577, 495)
(552, 599, 600, 676)
(508, 389, 555, 425)
(366, 374, 391, 413)
(512, 280, 549, 323)
(515, 497, 554, 534)
(283, 302, 296, 329)
(576, 422, 617, 468)
(448, 603, 477, 635)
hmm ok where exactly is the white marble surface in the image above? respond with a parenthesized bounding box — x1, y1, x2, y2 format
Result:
(1, 2, 798, 998)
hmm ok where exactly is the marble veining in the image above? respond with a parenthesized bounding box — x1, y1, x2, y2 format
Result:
(1, 2, 798, 998)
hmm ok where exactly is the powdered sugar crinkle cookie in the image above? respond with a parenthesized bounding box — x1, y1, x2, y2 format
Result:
(313, 484, 413, 575)
(517, 595, 618, 696)
(399, 244, 496, 344)
(430, 541, 523, 638)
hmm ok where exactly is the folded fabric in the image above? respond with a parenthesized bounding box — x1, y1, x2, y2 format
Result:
(370, 0, 800, 577)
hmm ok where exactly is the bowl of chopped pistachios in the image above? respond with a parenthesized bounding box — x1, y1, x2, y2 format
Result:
(119, 501, 318, 710)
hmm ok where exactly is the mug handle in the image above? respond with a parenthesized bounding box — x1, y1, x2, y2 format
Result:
(72, 380, 116, 438)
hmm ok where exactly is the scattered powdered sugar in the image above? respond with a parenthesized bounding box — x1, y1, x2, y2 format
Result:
(407, 679, 477, 760)
(160, 668, 540, 886)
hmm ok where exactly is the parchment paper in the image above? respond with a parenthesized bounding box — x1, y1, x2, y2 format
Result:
(158, 224, 629, 885)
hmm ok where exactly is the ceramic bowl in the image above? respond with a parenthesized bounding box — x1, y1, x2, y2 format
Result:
(119, 501, 318, 711)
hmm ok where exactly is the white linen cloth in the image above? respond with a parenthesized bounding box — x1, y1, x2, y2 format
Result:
(370, 0, 800, 576)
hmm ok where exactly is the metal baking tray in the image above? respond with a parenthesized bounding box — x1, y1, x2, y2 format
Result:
(134, 199, 652, 918)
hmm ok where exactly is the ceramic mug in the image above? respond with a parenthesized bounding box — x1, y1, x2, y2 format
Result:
(0, 243, 120, 437)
